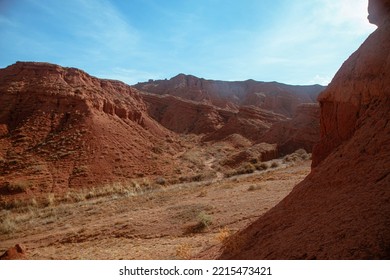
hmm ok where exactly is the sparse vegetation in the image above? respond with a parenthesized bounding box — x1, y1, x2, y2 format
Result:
(184, 211, 213, 234)
(225, 163, 256, 178)
(2, 180, 32, 194)
(175, 243, 192, 260)
(151, 146, 163, 154)
(255, 162, 269, 170)
(155, 177, 166, 185)
(0, 214, 17, 234)
(247, 184, 262, 191)
(72, 165, 88, 176)
(283, 149, 310, 163)
(220, 232, 245, 256)
(215, 227, 231, 244)
(0, 156, 311, 259)
(198, 190, 207, 197)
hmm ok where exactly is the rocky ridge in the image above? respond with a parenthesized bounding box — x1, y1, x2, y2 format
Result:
(134, 74, 324, 116)
(0, 62, 183, 200)
(204, 0, 390, 259)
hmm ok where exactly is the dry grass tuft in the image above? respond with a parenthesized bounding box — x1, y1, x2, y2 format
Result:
(215, 227, 231, 244)
(247, 185, 262, 191)
(175, 243, 192, 260)
(183, 211, 213, 234)
(0, 214, 17, 234)
(221, 232, 245, 257)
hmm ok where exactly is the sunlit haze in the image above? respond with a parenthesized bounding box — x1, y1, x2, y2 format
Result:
(0, 0, 376, 85)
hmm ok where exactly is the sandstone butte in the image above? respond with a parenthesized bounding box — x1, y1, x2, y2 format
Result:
(198, 0, 390, 259)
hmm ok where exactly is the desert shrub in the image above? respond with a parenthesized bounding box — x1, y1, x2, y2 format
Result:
(179, 174, 205, 183)
(283, 154, 298, 162)
(151, 146, 163, 154)
(175, 243, 192, 260)
(64, 191, 87, 203)
(283, 149, 309, 163)
(270, 162, 279, 168)
(221, 233, 245, 256)
(155, 177, 166, 185)
(215, 227, 231, 244)
(224, 172, 233, 178)
(225, 163, 256, 178)
(247, 185, 262, 191)
(46, 193, 56, 207)
(243, 163, 255, 173)
(0, 214, 16, 234)
(72, 165, 88, 176)
(198, 190, 208, 197)
(2, 180, 31, 194)
(184, 211, 212, 234)
(295, 148, 307, 156)
(191, 174, 203, 182)
(198, 211, 212, 227)
(255, 162, 269, 171)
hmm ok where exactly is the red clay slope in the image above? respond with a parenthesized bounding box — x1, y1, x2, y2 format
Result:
(0, 62, 181, 201)
(214, 0, 390, 259)
(259, 103, 320, 155)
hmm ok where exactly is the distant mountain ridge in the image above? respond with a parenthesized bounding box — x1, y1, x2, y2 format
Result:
(134, 73, 325, 117)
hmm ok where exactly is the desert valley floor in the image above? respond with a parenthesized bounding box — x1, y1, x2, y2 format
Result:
(0, 157, 310, 259)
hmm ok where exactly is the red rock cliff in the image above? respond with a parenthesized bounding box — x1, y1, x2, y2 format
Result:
(312, 0, 390, 166)
(202, 0, 390, 259)
(0, 62, 180, 200)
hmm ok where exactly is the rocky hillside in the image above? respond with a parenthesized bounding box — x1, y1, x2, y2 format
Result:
(137, 76, 323, 152)
(134, 74, 324, 116)
(0, 62, 184, 201)
(140, 92, 233, 134)
(209, 0, 390, 259)
(259, 103, 320, 155)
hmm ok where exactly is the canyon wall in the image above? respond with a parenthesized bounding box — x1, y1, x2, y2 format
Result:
(208, 0, 390, 259)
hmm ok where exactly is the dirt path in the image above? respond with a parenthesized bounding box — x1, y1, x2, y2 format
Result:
(0, 160, 311, 259)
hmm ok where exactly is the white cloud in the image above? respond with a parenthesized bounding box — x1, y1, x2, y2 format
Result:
(309, 74, 332, 86)
(23, 0, 140, 64)
(64, 0, 140, 60)
(317, 0, 376, 34)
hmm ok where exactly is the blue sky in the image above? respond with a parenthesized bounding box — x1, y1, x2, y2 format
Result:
(0, 0, 375, 85)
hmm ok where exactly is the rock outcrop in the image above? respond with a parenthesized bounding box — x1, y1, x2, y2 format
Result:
(0, 62, 182, 200)
(207, 0, 390, 259)
(259, 103, 320, 155)
(203, 106, 287, 142)
(139, 82, 317, 155)
(140, 92, 233, 134)
(312, 0, 390, 166)
(0, 244, 27, 260)
(136, 74, 323, 154)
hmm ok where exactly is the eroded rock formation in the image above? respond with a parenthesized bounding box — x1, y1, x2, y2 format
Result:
(260, 103, 320, 155)
(206, 0, 390, 259)
(0, 62, 182, 200)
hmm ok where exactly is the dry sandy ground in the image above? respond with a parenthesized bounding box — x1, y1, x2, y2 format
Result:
(0, 160, 310, 259)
